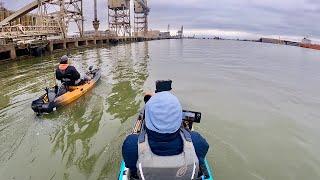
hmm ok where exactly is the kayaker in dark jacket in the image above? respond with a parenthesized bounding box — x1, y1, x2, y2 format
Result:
(56, 55, 81, 86)
(122, 81, 210, 179)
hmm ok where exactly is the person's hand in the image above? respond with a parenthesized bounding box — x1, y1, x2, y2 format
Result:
(144, 92, 153, 103)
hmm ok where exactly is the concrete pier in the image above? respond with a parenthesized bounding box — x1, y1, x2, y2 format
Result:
(0, 45, 17, 60)
(10, 47, 16, 59)
(0, 36, 155, 61)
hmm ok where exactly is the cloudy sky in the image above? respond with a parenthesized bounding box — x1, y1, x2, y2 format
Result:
(2, 0, 320, 41)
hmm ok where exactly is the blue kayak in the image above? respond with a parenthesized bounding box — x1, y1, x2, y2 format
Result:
(118, 158, 214, 180)
(118, 94, 214, 180)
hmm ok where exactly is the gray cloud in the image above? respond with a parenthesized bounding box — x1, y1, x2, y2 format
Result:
(150, 0, 320, 39)
(2, 0, 320, 40)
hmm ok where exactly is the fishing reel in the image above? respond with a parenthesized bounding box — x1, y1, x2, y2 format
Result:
(89, 65, 93, 72)
(86, 65, 97, 78)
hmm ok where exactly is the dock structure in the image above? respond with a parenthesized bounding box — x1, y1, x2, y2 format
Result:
(0, 0, 162, 61)
(0, 34, 154, 61)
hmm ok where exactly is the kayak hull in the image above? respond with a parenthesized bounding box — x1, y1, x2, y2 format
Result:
(118, 159, 214, 180)
(31, 69, 101, 114)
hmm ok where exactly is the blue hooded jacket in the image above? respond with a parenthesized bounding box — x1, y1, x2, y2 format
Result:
(144, 92, 184, 155)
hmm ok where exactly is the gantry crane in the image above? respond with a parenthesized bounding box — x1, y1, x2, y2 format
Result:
(134, 0, 149, 37)
(108, 0, 131, 37)
(108, 0, 149, 37)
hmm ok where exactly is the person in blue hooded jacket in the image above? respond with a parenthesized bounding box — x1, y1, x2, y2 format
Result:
(122, 81, 210, 179)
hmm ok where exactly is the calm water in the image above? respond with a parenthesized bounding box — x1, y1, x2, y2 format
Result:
(0, 39, 320, 180)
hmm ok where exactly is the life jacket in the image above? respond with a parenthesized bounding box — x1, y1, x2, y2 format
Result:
(58, 64, 72, 83)
(59, 64, 69, 72)
(137, 128, 199, 180)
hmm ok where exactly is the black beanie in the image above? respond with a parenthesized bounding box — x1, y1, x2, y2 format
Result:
(155, 80, 172, 93)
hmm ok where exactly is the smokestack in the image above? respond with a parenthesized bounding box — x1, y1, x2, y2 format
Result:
(93, 0, 100, 36)
(94, 0, 97, 21)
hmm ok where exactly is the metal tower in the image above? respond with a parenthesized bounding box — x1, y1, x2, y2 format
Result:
(134, 0, 149, 37)
(108, 0, 131, 37)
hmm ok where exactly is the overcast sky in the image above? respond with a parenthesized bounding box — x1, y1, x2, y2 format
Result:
(2, 0, 320, 41)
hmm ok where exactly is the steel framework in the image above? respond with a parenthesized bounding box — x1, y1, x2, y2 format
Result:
(46, 0, 84, 38)
(108, 0, 131, 37)
(134, 0, 149, 36)
(0, 0, 84, 39)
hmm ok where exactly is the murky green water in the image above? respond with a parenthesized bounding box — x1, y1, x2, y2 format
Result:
(0, 42, 149, 179)
(1, 40, 320, 180)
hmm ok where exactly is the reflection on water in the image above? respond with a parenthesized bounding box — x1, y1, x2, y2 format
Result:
(107, 42, 149, 122)
(50, 95, 105, 177)
(0, 42, 150, 179)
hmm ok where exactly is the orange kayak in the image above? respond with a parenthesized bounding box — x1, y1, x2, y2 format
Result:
(31, 68, 101, 114)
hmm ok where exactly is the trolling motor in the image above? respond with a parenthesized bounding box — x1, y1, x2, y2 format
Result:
(32, 87, 57, 116)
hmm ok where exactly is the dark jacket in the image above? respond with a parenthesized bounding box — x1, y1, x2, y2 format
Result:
(56, 64, 80, 86)
(146, 128, 183, 156)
